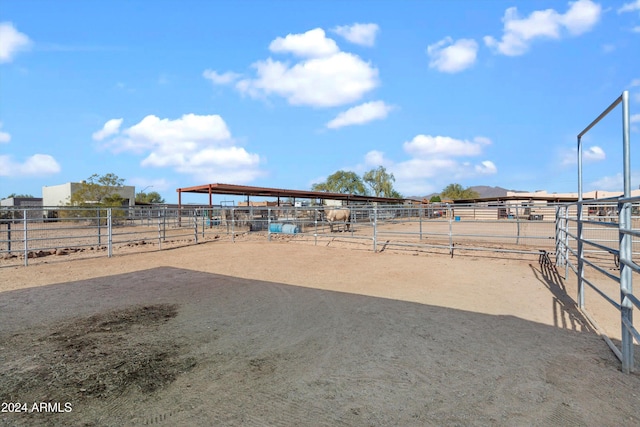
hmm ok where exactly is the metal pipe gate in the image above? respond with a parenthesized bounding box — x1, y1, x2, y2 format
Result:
(561, 90, 639, 374)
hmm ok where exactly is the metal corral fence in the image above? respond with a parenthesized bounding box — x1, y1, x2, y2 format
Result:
(0, 206, 203, 266)
(556, 197, 640, 374)
(557, 89, 639, 374)
(271, 203, 559, 256)
(2, 202, 564, 267)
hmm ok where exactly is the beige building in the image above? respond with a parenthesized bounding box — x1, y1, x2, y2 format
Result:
(506, 189, 640, 200)
(451, 189, 640, 221)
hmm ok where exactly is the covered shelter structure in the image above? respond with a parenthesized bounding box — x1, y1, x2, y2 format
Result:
(176, 183, 406, 209)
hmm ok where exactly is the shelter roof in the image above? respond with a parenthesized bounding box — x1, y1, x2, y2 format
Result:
(176, 183, 405, 204)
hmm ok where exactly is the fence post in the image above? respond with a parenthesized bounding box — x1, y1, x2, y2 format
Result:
(97, 208, 102, 245)
(447, 204, 453, 256)
(23, 209, 28, 266)
(515, 205, 521, 245)
(577, 202, 585, 309)
(7, 221, 10, 253)
(419, 206, 423, 240)
(162, 208, 167, 241)
(107, 208, 113, 257)
(194, 211, 198, 243)
(231, 208, 235, 243)
(314, 208, 318, 246)
(554, 205, 561, 266)
(157, 214, 162, 250)
(564, 205, 569, 280)
(268, 208, 272, 242)
(619, 198, 634, 373)
(373, 204, 377, 252)
(350, 207, 354, 237)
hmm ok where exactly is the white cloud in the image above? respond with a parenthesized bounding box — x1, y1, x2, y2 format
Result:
(326, 101, 392, 129)
(236, 52, 378, 107)
(631, 113, 640, 132)
(589, 171, 640, 191)
(353, 134, 496, 195)
(364, 150, 391, 167)
(0, 154, 61, 177)
(561, 0, 602, 35)
(0, 122, 10, 143)
(633, 26, 640, 33)
(484, 0, 601, 56)
(390, 157, 497, 195)
(0, 122, 60, 177)
(403, 135, 491, 157)
(332, 23, 380, 47)
(475, 160, 498, 175)
(225, 28, 378, 108)
(269, 28, 339, 58)
(126, 114, 231, 147)
(561, 145, 606, 165)
(92, 118, 123, 141)
(584, 145, 606, 161)
(0, 22, 31, 63)
(427, 37, 478, 73)
(203, 69, 241, 85)
(97, 113, 264, 184)
(618, 0, 640, 13)
(473, 136, 493, 145)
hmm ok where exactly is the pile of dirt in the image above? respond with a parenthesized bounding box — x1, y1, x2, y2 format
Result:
(0, 304, 196, 404)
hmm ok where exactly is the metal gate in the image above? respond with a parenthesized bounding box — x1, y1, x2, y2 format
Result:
(556, 90, 639, 373)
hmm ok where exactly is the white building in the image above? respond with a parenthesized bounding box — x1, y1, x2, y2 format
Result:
(42, 183, 136, 207)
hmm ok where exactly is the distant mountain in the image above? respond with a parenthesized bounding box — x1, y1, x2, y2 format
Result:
(410, 186, 527, 201)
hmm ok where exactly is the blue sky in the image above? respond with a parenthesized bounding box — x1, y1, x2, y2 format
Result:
(1, 0, 639, 203)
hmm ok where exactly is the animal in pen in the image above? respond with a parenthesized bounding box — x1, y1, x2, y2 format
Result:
(325, 208, 351, 232)
(596, 207, 617, 222)
(219, 209, 250, 230)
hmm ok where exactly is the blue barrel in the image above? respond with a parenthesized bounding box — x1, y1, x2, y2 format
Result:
(269, 223, 283, 233)
(455, 216, 461, 221)
(281, 224, 299, 234)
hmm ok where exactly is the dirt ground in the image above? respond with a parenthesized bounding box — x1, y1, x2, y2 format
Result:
(1, 239, 639, 426)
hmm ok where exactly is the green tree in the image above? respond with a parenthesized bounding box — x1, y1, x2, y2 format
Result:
(440, 183, 480, 200)
(136, 191, 165, 204)
(311, 170, 367, 195)
(429, 195, 441, 202)
(363, 166, 402, 198)
(389, 189, 403, 199)
(67, 173, 126, 207)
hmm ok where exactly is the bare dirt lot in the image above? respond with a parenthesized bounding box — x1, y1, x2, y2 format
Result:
(1, 239, 639, 426)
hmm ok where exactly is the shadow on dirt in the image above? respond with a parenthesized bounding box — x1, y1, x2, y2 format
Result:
(529, 251, 596, 334)
(1, 267, 639, 427)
